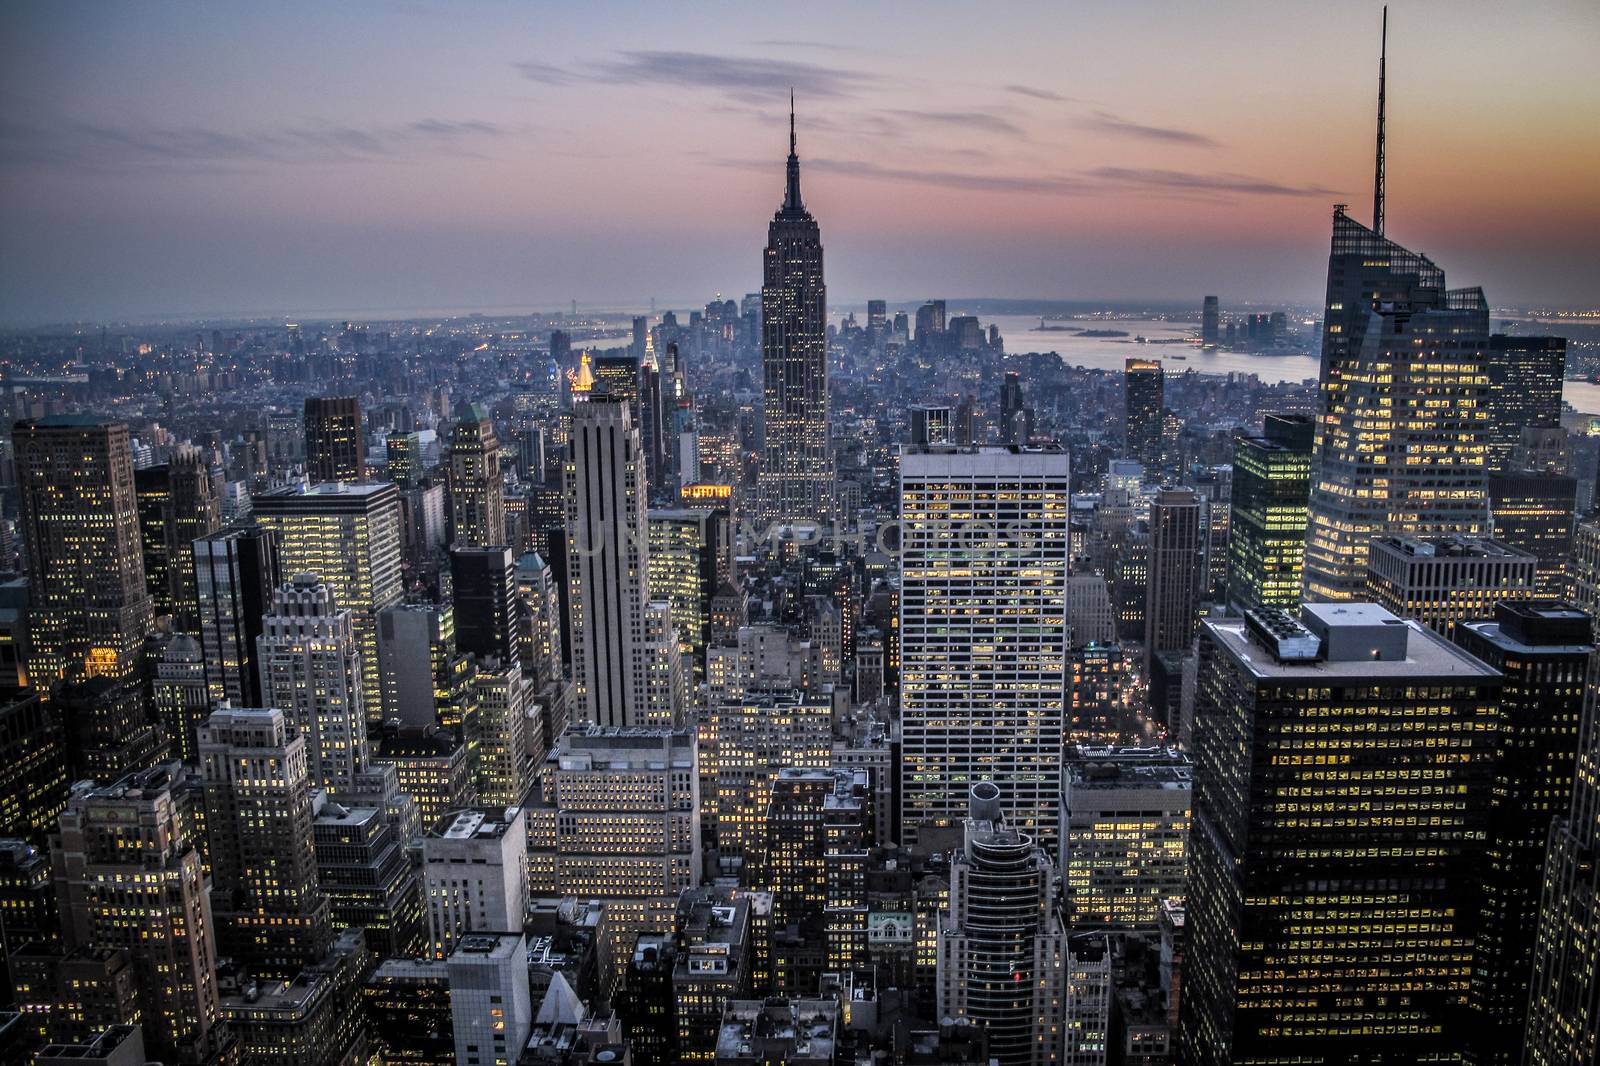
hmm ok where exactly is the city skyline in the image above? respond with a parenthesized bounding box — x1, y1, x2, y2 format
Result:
(2, 1, 1597, 323)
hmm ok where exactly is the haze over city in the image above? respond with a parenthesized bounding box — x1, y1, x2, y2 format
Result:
(2, 0, 1597, 323)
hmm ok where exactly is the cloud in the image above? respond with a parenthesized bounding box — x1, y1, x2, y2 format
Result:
(719, 155, 1090, 195)
(1080, 110, 1219, 148)
(1005, 84, 1071, 103)
(0, 117, 515, 168)
(1087, 166, 1335, 197)
(882, 109, 1026, 138)
(513, 61, 575, 86)
(516, 50, 880, 101)
(718, 155, 1335, 200)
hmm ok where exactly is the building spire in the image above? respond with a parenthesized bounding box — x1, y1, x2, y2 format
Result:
(1373, 4, 1387, 236)
(782, 88, 804, 214)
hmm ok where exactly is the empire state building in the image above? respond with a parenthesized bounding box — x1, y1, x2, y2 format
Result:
(757, 97, 833, 527)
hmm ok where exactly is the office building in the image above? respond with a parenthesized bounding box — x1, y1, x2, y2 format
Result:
(51, 673, 168, 784)
(448, 401, 505, 548)
(219, 928, 372, 1066)
(13, 416, 151, 685)
(1201, 296, 1219, 346)
(701, 691, 832, 875)
(0, 692, 68, 846)
(376, 602, 458, 731)
(998, 371, 1027, 445)
(1124, 359, 1164, 473)
(1485, 334, 1566, 472)
(199, 707, 333, 976)
(1181, 604, 1500, 1063)
(192, 525, 280, 708)
(312, 800, 426, 960)
(134, 447, 221, 627)
(900, 445, 1071, 847)
(663, 887, 755, 1062)
(648, 508, 728, 681)
(303, 396, 365, 482)
(1144, 488, 1204, 673)
(1060, 747, 1191, 934)
(763, 767, 871, 982)
(1450, 602, 1593, 1065)
(422, 806, 528, 958)
(1364, 534, 1537, 635)
(152, 633, 210, 763)
(757, 101, 833, 527)
(257, 575, 370, 795)
(253, 480, 404, 724)
(448, 933, 533, 1066)
(936, 782, 1066, 1066)
(372, 727, 476, 832)
(471, 660, 534, 806)
(385, 430, 423, 487)
(1488, 469, 1577, 596)
(451, 545, 518, 665)
(1225, 414, 1313, 611)
(566, 392, 682, 728)
(1304, 208, 1493, 601)
(1524, 638, 1600, 1065)
(362, 957, 454, 1066)
(52, 764, 227, 1066)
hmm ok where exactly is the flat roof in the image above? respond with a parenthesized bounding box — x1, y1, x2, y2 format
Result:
(1205, 615, 1499, 682)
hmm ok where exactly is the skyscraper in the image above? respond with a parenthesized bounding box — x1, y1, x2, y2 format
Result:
(303, 395, 365, 482)
(253, 481, 404, 724)
(1524, 635, 1600, 1065)
(447, 401, 505, 548)
(1488, 469, 1577, 596)
(899, 444, 1071, 846)
(192, 524, 281, 708)
(647, 507, 728, 682)
(136, 451, 222, 628)
(936, 781, 1066, 1066)
(422, 806, 528, 958)
(1363, 533, 1536, 636)
(1303, 210, 1492, 599)
(1124, 359, 1163, 474)
(450, 545, 517, 665)
(52, 764, 228, 1066)
(757, 98, 833, 527)
(1484, 334, 1566, 472)
(199, 706, 333, 977)
(1181, 604, 1499, 1063)
(13, 416, 151, 685)
(565, 392, 681, 728)
(1144, 488, 1204, 673)
(1200, 296, 1219, 346)
(1225, 414, 1313, 611)
(998, 371, 1026, 445)
(1453, 602, 1593, 1066)
(257, 575, 371, 795)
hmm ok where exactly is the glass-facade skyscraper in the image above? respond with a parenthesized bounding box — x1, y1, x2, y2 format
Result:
(1225, 413, 1313, 611)
(1304, 208, 1493, 600)
(1181, 604, 1500, 1063)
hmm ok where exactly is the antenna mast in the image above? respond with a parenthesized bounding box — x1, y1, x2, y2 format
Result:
(1373, 5, 1387, 236)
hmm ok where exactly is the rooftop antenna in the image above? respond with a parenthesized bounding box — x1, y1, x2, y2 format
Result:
(790, 88, 796, 156)
(1376, 3, 1388, 236)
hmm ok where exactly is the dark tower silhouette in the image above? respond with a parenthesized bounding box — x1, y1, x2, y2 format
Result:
(1373, 5, 1387, 236)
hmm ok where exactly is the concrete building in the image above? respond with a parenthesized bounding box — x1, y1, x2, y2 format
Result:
(421, 807, 528, 958)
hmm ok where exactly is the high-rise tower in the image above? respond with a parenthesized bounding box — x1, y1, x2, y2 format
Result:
(1303, 14, 1493, 600)
(757, 95, 833, 527)
(13, 416, 152, 685)
(447, 401, 505, 549)
(565, 392, 683, 728)
(1124, 359, 1164, 474)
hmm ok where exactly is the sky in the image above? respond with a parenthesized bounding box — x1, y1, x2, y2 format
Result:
(1, 0, 1596, 324)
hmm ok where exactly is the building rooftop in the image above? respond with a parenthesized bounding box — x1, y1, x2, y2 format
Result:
(429, 806, 521, 840)
(715, 999, 836, 1064)
(1206, 609, 1498, 682)
(1371, 534, 1532, 560)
